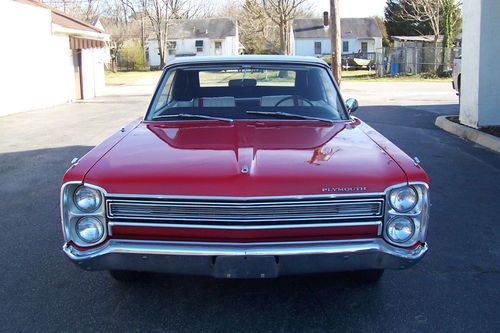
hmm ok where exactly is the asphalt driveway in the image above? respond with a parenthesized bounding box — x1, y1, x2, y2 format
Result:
(0, 80, 499, 332)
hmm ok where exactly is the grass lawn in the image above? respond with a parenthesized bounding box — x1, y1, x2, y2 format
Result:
(105, 71, 162, 85)
(341, 69, 450, 82)
(105, 69, 451, 86)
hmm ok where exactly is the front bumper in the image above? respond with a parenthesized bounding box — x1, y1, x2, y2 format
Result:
(63, 238, 428, 278)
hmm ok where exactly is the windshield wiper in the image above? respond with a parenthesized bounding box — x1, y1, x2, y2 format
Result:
(245, 111, 334, 124)
(153, 113, 233, 123)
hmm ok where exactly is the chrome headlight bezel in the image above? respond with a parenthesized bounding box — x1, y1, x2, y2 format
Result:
(75, 216, 105, 244)
(389, 186, 418, 213)
(61, 182, 108, 247)
(73, 186, 102, 213)
(384, 183, 429, 247)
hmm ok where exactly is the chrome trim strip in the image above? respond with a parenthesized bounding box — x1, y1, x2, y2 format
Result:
(108, 221, 383, 231)
(106, 198, 384, 222)
(64, 238, 428, 259)
(104, 191, 387, 201)
(107, 198, 384, 207)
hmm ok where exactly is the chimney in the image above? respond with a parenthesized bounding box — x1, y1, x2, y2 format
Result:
(323, 11, 329, 27)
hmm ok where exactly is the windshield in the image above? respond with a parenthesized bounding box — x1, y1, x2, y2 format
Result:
(145, 64, 348, 122)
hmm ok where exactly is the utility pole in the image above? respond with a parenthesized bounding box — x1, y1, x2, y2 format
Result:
(329, 0, 341, 85)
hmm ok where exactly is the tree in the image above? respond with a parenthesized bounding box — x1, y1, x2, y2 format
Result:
(42, 0, 101, 22)
(262, 0, 309, 54)
(384, 0, 433, 37)
(101, 1, 142, 71)
(391, 0, 461, 44)
(374, 16, 391, 47)
(121, 0, 206, 67)
(239, 0, 279, 53)
(389, 0, 462, 74)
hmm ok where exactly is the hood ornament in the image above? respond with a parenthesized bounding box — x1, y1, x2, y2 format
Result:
(241, 165, 249, 174)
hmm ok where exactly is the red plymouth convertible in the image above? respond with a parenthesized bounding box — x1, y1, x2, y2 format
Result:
(61, 56, 430, 283)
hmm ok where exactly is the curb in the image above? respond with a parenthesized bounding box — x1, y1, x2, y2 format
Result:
(435, 116, 500, 153)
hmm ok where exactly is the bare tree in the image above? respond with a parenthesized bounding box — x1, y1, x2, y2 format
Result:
(395, 0, 462, 73)
(42, 0, 101, 22)
(262, 0, 308, 54)
(120, 0, 207, 67)
(240, 0, 279, 53)
(101, 0, 142, 71)
(396, 0, 462, 44)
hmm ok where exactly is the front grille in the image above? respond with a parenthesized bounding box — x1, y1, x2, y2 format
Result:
(107, 196, 384, 226)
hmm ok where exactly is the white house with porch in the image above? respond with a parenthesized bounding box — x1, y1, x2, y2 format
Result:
(148, 18, 240, 68)
(0, 0, 110, 116)
(290, 16, 382, 57)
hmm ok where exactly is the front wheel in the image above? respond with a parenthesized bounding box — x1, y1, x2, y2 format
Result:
(348, 269, 384, 284)
(109, 270, 146, 282)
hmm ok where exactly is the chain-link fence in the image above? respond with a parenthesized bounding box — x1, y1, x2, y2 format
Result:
(375, 47, 458, 77)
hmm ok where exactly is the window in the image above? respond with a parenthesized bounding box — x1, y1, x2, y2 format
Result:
(154, 69, 177, 112)
(361, 42, 368, 53)
(314, 42, 322, 55)
(343, 41, 349, 53)
(147, 64, 348, 122)
(214, 41, 222, 55)
(198, 69, 296, 87)
(195, 40, 204, 53)
(167, 41, 176, 56)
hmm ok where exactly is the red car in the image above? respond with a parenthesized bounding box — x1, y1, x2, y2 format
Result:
(61, 56, 430, 283)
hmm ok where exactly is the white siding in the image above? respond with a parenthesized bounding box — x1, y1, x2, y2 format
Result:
(81, 48, 106, 99)
(0, 1, 107, 115)
(293, 37, 382, 57)
(294, 39, 331, 57)
(148, 35, 240, 67)
(460, 0, 500, 127)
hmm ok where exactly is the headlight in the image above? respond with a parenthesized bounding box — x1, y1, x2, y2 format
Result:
(75, 217, 104, 243)
(73, 186, 102, 212)
(386, 216, 415, 243)
(389, 186, 418, 212)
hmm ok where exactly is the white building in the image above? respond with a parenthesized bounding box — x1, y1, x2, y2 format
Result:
(459, 0, 500, 128)
(290, 17, 382, 58)
(0, 0, 110, 116)
(148, 18, 240, 68)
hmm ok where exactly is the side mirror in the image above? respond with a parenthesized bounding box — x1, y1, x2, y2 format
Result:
(345, 98, 359, 114)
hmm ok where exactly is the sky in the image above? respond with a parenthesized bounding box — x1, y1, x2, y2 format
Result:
(313, 0, 386, 18)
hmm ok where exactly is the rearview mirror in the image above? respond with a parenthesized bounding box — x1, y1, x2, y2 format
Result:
(345, 98, 359, 114)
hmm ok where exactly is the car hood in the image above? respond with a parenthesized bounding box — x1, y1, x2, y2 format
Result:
(84, 120, 407, 196)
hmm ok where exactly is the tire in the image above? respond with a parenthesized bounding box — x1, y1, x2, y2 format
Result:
(109, 270, 146, 282)
(348, 269, 384, 284)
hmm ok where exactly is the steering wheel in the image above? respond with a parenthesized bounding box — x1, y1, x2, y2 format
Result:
(274, 95, 314, 107)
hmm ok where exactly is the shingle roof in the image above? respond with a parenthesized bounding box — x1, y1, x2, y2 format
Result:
(163, 18, 237, 40)
(292, 18, 382, 39)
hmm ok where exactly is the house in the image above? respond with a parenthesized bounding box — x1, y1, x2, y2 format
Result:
(290, 15, 382, 58)
(0, 0, 110, 116)
(148, 18, 240, 68)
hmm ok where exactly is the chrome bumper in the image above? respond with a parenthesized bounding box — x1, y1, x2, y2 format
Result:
(63, 239, 428, 278)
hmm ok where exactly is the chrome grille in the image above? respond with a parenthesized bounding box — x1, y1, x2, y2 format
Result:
(107, 196, 384, 225)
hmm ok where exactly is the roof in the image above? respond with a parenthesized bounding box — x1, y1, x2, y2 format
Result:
(392, 35, 444, 43)
(15, 0, 104, 34)
(150, 18, 237, 40)
(292, 17, 382, 39)
(166, 55, 328, 67)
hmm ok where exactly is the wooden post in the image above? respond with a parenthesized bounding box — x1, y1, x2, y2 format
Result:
(330, 0, 341, 85)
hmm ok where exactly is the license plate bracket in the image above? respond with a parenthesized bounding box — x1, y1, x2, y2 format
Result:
(213, 256, 279, 278)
